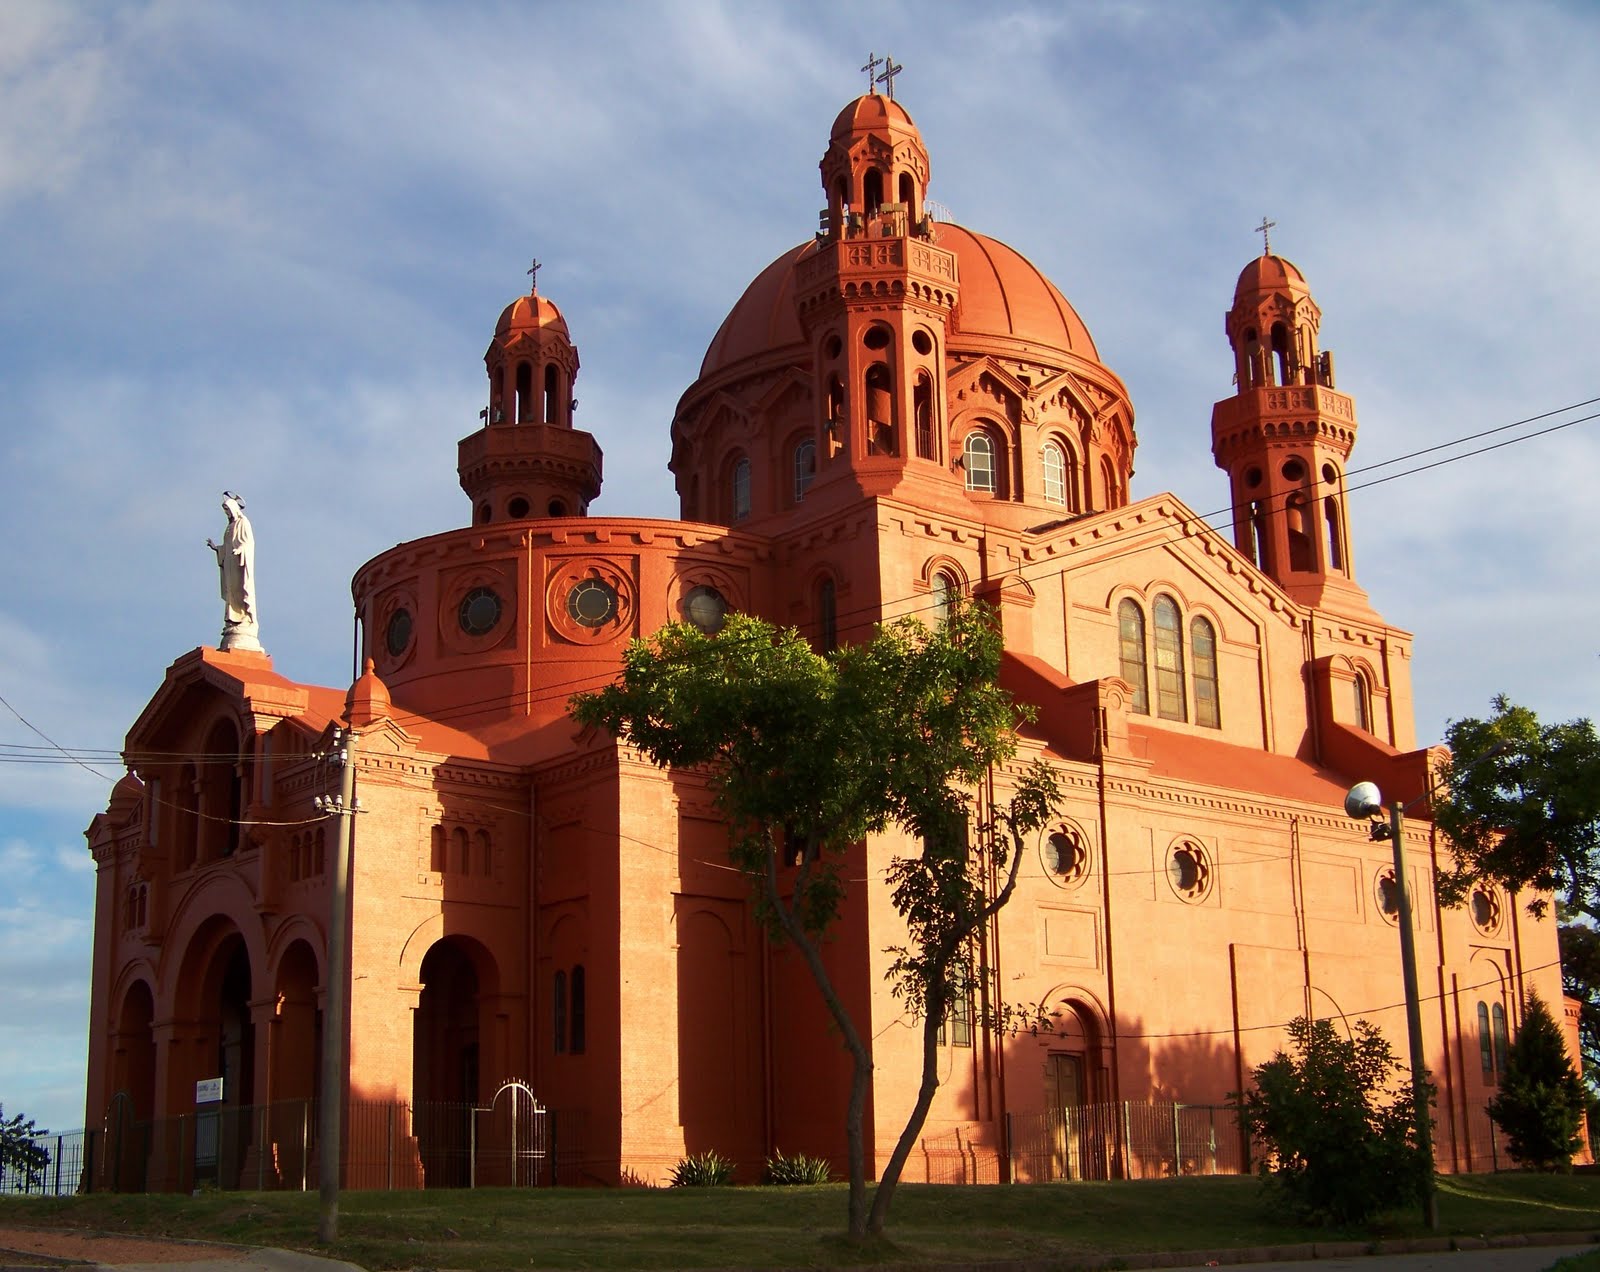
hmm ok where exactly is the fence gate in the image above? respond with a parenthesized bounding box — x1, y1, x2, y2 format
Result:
(473, 1081, 546, 1187)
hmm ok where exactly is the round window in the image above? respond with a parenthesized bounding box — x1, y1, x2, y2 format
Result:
(385, 608, 413, 657)
(1376, 869, 1400, 922)
(1470, 888, 1501, 933)
(508, 496, 530, 520)
(458, 587, 503, 637)
(567, 578, 619, 629)
(1281, 458, 1306, 482)
(1168, 842, 1210, 901)
(1046, 829, 1088, 885)
(683, 585, 728, 634)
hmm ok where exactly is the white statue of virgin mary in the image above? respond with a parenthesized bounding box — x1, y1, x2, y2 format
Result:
(207, 491, 262, 652)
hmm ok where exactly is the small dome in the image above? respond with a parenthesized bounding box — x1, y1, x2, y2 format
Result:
(697, 224, 1100, 381)
(495, 293, 570, 341)
(1233, 254, 1310, 301)
(108, 771, 144, 818)
(345, 658, 392, 728)
(830, 93, 923, 145)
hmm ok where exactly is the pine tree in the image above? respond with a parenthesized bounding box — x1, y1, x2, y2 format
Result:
(1487, 993, 1587, 1170)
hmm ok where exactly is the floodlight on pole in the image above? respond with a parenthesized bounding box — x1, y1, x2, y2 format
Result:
(1343, 776, 1437, 1231)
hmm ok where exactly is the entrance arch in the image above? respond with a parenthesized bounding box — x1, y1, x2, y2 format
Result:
(412, 935, 498, 1187)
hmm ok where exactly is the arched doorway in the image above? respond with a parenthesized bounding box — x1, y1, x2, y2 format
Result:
(268, 939, 320, 1189)
(1045, 998, 1109, 1181)
(412, 938, 488, 1187)
(106, 980, 156, 1190)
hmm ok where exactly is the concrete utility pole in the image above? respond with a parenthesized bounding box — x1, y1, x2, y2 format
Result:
(316, 727, 356, 1244)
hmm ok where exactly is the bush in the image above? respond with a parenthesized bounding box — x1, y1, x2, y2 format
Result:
(1488, 993, 1587, 1170)
(668, 1149, 734, 1187)
(763, 1148, 832, 1185)
(0, 1106, 50, 1192)
(1233, 1016, 1428, 1225)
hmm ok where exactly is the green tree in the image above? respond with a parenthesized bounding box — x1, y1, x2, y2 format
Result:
(571, 603, 1058, 1239)
(1233, 1017, 1428, 1225)
(1487, 994, 1587, 1170)
(1558, 923, 1600, 1084)
(0, 1105, 51, 1191)
(1433, 695, 1600, 921)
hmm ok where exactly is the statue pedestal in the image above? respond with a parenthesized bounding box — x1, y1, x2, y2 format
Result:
(220, 624, 264, 654)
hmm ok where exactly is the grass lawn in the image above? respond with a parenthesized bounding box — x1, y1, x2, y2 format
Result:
(3, 1173, 1599, 1270)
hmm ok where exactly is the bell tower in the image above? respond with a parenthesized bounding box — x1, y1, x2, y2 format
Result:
(793, 84, 958, 493)
(458, 271, 603, 525)
(1210, 243, 1369, 613)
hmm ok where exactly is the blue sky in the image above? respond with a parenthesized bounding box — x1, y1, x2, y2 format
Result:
(3, 1, 1597, 1135)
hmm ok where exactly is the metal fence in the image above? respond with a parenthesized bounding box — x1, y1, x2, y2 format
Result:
(20, 1083, 586, 1195)
(1006, 1102, 1246, 1183)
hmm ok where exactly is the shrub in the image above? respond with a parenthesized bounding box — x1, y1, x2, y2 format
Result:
(668, 1149, 734, 1187)
(0, 1106, 50, 1191)
(1488, 993, 1587, 1170)
(764, 1148, 832, 1185)
(1233, 1016, 1428, 1225)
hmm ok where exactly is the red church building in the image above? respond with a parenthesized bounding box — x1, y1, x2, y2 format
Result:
(83, 87, 1575, 1190)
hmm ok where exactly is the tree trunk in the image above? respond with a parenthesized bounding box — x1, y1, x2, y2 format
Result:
(763, 852, 875, 1239)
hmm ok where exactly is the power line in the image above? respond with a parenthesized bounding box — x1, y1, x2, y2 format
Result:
(6, 393, 1596, 759)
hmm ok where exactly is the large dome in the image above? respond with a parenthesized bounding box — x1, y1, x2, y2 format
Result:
(698, 224, 1103, 382)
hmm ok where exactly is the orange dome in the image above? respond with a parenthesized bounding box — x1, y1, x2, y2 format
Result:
(830, 93, 923, 146)
(495, 293, 570, 340)
(698, 225, 1100, 381)
(1233, 254, 1310, 301)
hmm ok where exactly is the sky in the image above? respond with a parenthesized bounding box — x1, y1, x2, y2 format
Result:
(2, 0, 1597, 1136)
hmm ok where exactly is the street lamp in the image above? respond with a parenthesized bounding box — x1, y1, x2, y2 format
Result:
(1343, 778, 1437, 1230)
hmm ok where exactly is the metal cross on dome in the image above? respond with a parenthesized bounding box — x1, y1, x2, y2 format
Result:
(861, 52, 882, 92)
(1255, 217, 1277, 256)
(526, 258, 542, 295)
(877, 55, 903, 99)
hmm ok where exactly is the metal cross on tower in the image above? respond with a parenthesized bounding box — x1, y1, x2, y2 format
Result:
(861, 52, 882, 93)
(1255, 217, 1277, 256)
(526, 258, 542, 295)
(877, 55, 903, 99)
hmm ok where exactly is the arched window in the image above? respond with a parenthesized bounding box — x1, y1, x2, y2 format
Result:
(1271, 322, 1292, 385)
(474, 829, 492, 876)
(1478, 1001, 1494, 1078)
(552, 970, 568, 1055)
(1250, 500, 1271, 571)
(1325, 496, 1345, 573)
(543, 364, 559, 424)
(1117, 599, 1149, 715)
(898, 170, 916, 214)
(818, 577, 837, 653)
(515, 361, 534, 422)
(731, 457, 751, 522)
(933, 570, 959, 624)
(1191, 616, 1220, 729)
(451, 826, 469, 874)
(794, 439, 817, 502)
(934, 572, 953, 627)
(826, 376, 846, 455)
(963, 433, 995, 493)
(939, 961, 973, 1048)
(570, 965, 586, 1055)
(1100, 456, 1118, 509)
(863, 169, 883, 215)
(1491, 1003, 1510, 1076)
(1153, 595, 1187, 722)
(913, 372, 934, 459)
(865, 364, 895, 455)
(1286, 492, 1313, 571)
(1353, 672, 1371, 732)
(1041, 440, 1067, 506)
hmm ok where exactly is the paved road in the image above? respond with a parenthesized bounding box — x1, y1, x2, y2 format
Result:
(1168, 1245, 1597, 1272)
